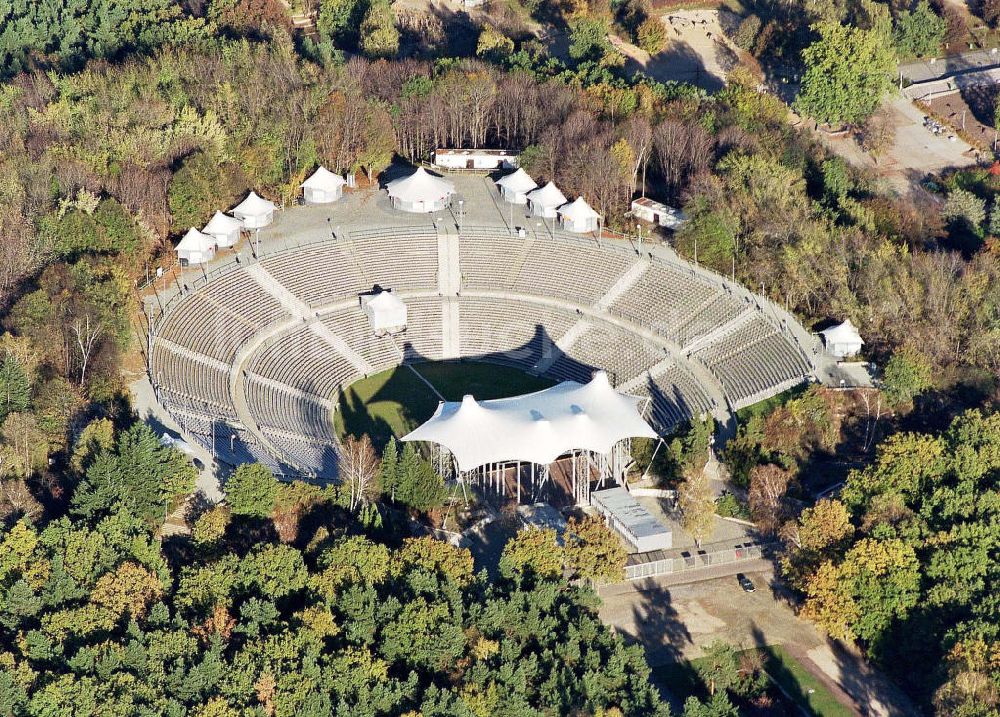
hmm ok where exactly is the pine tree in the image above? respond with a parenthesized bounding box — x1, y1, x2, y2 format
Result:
(0, 354, 31, 424)
(380, 437, 399, 502)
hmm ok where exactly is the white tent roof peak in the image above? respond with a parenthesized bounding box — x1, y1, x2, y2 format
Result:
(176, 228, 215, 252)
(233, 191, 276, 216)
(367, 291, 406, 310)
(495, 168, 538, 193)
(301, 166, 346, 190)
(403, 370, 656, 473)
(558, 196, 601, 221)
(203, 211, 243, 234)
(526, 181, 567, 208)
(820, 319, 864, 345)
(386, 167, 455, 202)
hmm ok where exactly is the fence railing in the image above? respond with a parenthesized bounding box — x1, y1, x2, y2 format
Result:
(623, 541, 777, 581)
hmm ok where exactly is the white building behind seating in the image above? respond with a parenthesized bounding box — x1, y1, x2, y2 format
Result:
(495, 168, 538, 204)
(386, 167, 455, 213)
(202, 211, 242, 248)
(433, 148, 518, 170)
(232, 191, 276, 229)
(591, 487, 672, 552)
(361, 291, 408, 335)
(301, 166, 346, 204)
(820, 319, 864, 358)
(631, 197, 687, 229)
(526, 181, 567, 218)
(175, 228, 216, 266)
(558, 197, 601, 234)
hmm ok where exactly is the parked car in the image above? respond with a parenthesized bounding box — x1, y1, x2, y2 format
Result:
(737, 573, 756, 593)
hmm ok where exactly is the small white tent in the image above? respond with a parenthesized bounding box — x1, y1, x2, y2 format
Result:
(361, 292, 408, 334)
(558, 197, 601, 233)
(175, 228, 216, 265)
(232, 191, 276, 229)
(495, 168, 538, 204)
(301, 166, 346, 204)
(820, 320, 864, 358)
(202, 211, 243, 248)
(386, 167, 455, 213)
(526, 181, 567, 218)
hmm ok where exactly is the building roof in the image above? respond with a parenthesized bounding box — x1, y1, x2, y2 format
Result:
(819, 319, 864, 346)
(558, 196, 601, 222)
(203, 211, 243, 234)
(526, 181, 567, 209)
(386, 167, 455, 203)
(232, 191, 276, 217)
(301, 166, 346, 191)
(403, 371, 656, 473)
(363, 291, 406, 312)
(632, 197, 669, 212)
(176, 228, 215, 253)
(435, 148, 516, 157)
(591, 487, 671, 540)
(495, 168, 538, 193)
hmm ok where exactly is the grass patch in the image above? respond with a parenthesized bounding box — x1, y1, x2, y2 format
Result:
(334, 366, 439, 451)
(735, 382, 808, 423)
(762, 645, 853, 717)
(334, 361, 555, 451)
(410, 360, 554, 401)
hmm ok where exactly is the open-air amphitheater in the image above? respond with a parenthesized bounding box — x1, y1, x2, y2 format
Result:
(147, 174, 819, 482)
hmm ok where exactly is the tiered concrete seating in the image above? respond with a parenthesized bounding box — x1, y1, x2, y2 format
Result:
(245, 376, 333, 441)
(260, 243, 365, 308)
(544, 323, 663, 387)
(511, 236, 634, 306)
(459, 228, 522, 289)
(630, 365, 714, 433)
(398, 296, 444, 361)
(320, 309, 401, 371)
(349, 228, 438, 291)
(151, 342, 233, 415)
(248, 324, 360, 399)
(458, 296, 576, 370)
(261, 429, 338, 478)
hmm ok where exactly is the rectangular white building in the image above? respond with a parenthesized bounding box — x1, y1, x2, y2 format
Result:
(631, 197, 687, 230)
(432, 149, 519, 171)
(591, 487, 672, 552)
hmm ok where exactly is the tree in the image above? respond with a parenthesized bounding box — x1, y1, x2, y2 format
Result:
(678, 468, 715, 547)
(859, 108, 896, 164)
(225, 463, 278, 519)
(0, 353, 30, 424)
(696, 640, 740, 696)
(499, 528, 564, 582)
(894, 0, 946, 58)
(564, 515, 626, 582)
(794, 21, 895, 126)
(339, 433, 380, 511)
(881, 347, 933, 408)
(942, 188, 986, 234)
(388, 443, 446, 512)
(748, 463, 791, 534)
(476, 24, 514, 60)
(359, 0, 399, 59)
(569, 18, 620, 65)
(90, 562, 164, 619)
(637, 18, 667, 54)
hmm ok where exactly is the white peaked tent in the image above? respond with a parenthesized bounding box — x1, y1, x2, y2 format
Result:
(526, 181, 567, 218)
(820, 319, 864, 358)
(175, 228, 216, 265)
(495, 168, 538, 204)
(558, 197, 601, 233)
(361, 291, 407, 334)
(403, 371, 656, 473)
(386, 167, 455, 213)
(232, 191, 276, 229)
(202, 211, 243, 248)
(301, 166, 346, 204)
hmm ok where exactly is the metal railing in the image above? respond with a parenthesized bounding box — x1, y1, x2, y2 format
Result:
(623, 540, 777, 581)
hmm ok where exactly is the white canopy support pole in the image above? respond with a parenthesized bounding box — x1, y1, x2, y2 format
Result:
(640, 437, 668, 482)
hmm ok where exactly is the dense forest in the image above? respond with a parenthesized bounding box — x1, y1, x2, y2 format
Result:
(0, 0, 998, 715)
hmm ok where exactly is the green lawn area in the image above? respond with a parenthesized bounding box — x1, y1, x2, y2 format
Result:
(411, 360, 554, 401)
(334, 361, 554, 451)
(653, 645, 852, 717)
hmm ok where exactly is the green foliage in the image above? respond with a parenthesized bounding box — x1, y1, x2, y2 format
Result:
(881, 347, 933, 408)
(894, 0, 946, 58)
(564, 515, 627, 582)
(637, 17, 667, 54)
(318, 0, 367, 46)
(499, 528, 564, 582)
(942, 188, 986, 235)
(477, 24, 515, 60)
(569, 18, 620, 65)
(381, 442, 446, 512)
(225, 463, 278, 518)
(169, 152, 244, 234)
(71, 422, 196, 526)
(359, 0, 399, 59)
(0, 353, 31, 424)
(715, 493, 750, 520)
(794, 21, 895, 125)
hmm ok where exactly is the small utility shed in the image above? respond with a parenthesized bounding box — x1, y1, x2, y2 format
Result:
(590, 487, 672, 552)
(495, 168, 538, 204)
(301, 166, 346, 204)
(232, 191, 276, 229)
(175, 228, 216, 266)
(361, 291, 407, 334)
(631, 197, 687, 229)
(202, 211, 242, 248)
(820, 319, 864, 358)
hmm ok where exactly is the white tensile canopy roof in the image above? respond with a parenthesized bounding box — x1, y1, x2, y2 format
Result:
(386, 167, 455, 203)
(301, 166, 346, 191)
(403, 371, 657, 473)
(203, 211, 243, 234)
(232, 191, 276, 217)
(495, 168, 538, 193)
(526, 181, 567, 208)
(176, 228, 216, 253)
(558, 196, 601, 221)
(820, 319, 864, 346)
(362, 291, 407, 331)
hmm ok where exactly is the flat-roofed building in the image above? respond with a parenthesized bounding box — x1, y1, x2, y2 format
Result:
(591, 487, 672, 552)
